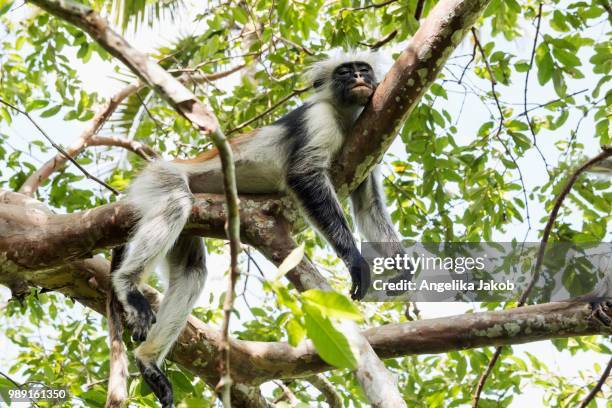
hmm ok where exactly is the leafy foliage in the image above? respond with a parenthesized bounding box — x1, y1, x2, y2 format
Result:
(0, 0, 610, 406)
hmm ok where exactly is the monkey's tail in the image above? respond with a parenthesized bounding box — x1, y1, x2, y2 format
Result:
(106, 246, 129, 408)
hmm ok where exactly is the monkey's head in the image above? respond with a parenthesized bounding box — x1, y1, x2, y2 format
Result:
(309, 50, 385, 107)
(330, 62, 376, 106)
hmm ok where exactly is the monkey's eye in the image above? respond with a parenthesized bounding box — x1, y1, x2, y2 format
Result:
(359, 68, 370, 74)
(337, 69, 351, 76)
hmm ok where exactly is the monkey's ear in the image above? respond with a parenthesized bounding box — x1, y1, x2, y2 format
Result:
(313, 79, 324, 89)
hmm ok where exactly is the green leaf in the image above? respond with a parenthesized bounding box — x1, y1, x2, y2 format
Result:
(233, 7, 249, 24)
(0, 377, 14, 405)
(272, 284, 302, 316)
(302, 304, 359, 370)
(40, 105, 62, 118)
(0, 1, 13, 16)
(550, 10, 570, 32)
(552, 70, 567, 97)
(26, 99, 49, 110)
(301, 289, 362, 321)
(535, 44, 554, 85)
(285, 317, 306, 346)
(0, 107, 11, 124)
(553, 47, 581, 68)
(514, 61, 529, 72)
(430, 83, 448, 99)
(15, 35, 26, 50)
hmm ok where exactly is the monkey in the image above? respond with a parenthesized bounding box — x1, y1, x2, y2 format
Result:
(107, 51, 407, 407)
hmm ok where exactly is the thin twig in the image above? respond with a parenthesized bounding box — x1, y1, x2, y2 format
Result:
(414, 0, 425, 19)
(88, 135, 158, 160)
(471, 28, 496, 85)
(135, 92, 171, 139)
(273, 381, 300, 405)
(274, 35, 315, 56)
(518, 148, 612, 306)
(339, 0, 398, 12)
(227, 86, 310, 134)
(472, 147, 612, 407)
(360, 29, 398, 50)
(472, 347, 503, 406)
(0, 371, 42, 408)
(523, 2, 550, 171)
(0, 98, 119, 195)
(458, 41, 477, 84)
(578, 356, 612, 408)
(518, 88, 587, 117)
(170, 62, 249, 78)
(471, 28, 531, 231)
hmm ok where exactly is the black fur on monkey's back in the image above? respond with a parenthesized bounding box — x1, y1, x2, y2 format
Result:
(105, 50, 410, 408)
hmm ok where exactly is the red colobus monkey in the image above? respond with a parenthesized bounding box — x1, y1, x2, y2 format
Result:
(108, 51, 405, 407)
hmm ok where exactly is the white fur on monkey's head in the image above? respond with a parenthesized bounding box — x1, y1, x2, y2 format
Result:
(307, 49, 388, 89)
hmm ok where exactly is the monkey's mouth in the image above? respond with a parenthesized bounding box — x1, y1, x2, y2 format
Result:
(352, 84, 372, 91)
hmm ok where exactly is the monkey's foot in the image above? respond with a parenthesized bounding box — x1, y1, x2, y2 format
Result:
(587, 298, 612, 326)
(136, 359, 173, 408)
(125, 290, 156, 342)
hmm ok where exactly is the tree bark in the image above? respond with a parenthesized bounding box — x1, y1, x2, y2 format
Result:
(1, 190, 610, 387)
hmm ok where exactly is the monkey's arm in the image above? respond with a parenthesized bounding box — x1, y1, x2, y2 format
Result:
(287, 164, 370, 300)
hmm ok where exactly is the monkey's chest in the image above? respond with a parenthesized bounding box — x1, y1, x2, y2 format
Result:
(302, 123, 345, 164)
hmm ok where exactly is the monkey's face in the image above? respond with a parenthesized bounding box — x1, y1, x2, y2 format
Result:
(331, 62, 377, 106)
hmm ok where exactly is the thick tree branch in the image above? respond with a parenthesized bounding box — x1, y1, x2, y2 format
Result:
(0, 249, 608, 387)
(331, 0, 492, 193)
(304, 375, 343, 408)
(1, 190, 610, 387)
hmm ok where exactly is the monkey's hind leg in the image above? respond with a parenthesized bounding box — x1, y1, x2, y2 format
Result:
(112, 161, 194, 342)
(135, 235, 207, 408)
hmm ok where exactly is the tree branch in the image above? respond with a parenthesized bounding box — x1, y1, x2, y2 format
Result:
(304, 375, 343, 408)
(18, 60, 249, 197)
(88, 135, 158, 160)
(578, 356, 612, 408)
(0, 98, 119, 195)
(17, 83, 140, 196)
(472, 147, 612, 407)
(331, 0, 492, 194)
(1, 190, 610, 387)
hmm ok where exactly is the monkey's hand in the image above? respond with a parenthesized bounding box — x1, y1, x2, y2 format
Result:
(349, 253, 371, 301)
(124, 289, 157, 342)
